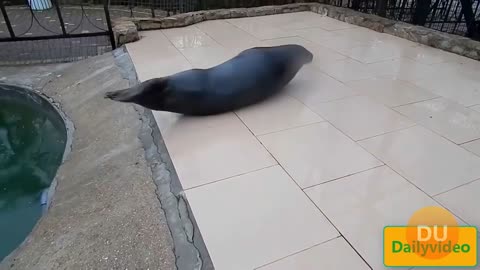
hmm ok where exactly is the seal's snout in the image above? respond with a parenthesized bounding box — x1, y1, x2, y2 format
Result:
(304, 49, 314, 64)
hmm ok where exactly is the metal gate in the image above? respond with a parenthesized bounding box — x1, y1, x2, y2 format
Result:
(0, 0, 116, 64)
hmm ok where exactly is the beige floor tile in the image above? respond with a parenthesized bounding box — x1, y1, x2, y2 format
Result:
(462, 139, 480, 156)
(162, 26, 218, 48)
(131, 29, 173, 47)
(126, 32, 192, 80)
(128, 50, 191, 81)
(293, 27, 343, 44)
(305, 166, 446, 270)
(313, 27, 410, 52)
(359, 126, 480, 195)
(152, 111, 277, 189)
(395, 97, 480, 144)
(261, 37, 347, 64)
(133, 56, 192, 81)
(470, 105, 480, 112)
(226, 19, 295, 40)
(401, 44, 469, 65)
(369, 58, 437, 82)
(436, 179, 480, 227)
(185, 166, 339, 270)
(264, 12, 356, 31)
(312, 34, 377, 51)
(337, 43, 403, 64)
(194, 20, 260, 51)
(257, 13, 312, 29)
(315, 58, 384, 82)
(412, 76, 480, 107)
(258, 122, 383, 188)
(257, 237, 370, 270)
(313, 95, 415, 141)
(309, 16, 358, 31)
(332, 27, 395, 42)
(345, 77, 438, 107)
(261, 36, 312, 47)
(235, 93, 324, 136)
(153, 110, 236, 133)
(286, 65, 357, 106)
(179, 45, 236, 69)
(431, 61, 480, 85)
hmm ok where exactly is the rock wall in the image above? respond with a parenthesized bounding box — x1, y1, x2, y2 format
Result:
(112, 2, 480, 61)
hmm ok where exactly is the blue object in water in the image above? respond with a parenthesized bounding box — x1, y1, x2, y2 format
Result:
(40, 189, 48, 205)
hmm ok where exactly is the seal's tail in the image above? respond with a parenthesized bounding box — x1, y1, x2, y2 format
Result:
(104, 88, 137, 103)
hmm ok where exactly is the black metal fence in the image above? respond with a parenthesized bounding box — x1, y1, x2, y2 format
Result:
(332, 0, 480, 38)
(0, 0, 479, 64)
(0, 0, 116, 64)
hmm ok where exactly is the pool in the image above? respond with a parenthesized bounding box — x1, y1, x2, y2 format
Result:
(0, 84, 68, 261)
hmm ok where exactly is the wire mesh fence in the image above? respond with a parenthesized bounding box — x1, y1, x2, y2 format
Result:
(331, 0, 480, 38)
(0, 35, 111, 64)
(0, 0, 115, 65)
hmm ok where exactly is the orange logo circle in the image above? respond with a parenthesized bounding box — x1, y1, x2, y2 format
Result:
(406, 206, 459, 260)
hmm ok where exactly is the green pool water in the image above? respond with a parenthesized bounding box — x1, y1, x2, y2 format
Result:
(0, 85, 67, 261)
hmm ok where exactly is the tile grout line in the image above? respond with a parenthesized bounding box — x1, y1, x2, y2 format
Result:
(391, 105, 480, 146)
(430, 179, 480, 227)
(253, 118, 326, 137)
(287, 89, 417, 146)
(183, 164, 279, 191)
(260, 27, 361, 62)
(354, 134, 471, 227)
(252, 236, 344, 270)
(459, 139, 480, 158)
(192, 24, 229, 50)
(208, 19, 262, 49)
(432, 177, 480, 197)
(354, 124, 418, 142)
(233, 111, 374, 270)
(301, 164, 386, 190)
(152, 12, 478, 253)
(390, 96, 441, 109)
(149, 18, 476, 265)
(457, 136, 480, 146)
(288, 83, 475, 233)
(160, 29, 198, 68)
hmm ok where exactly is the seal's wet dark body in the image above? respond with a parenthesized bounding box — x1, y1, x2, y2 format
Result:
(105, 44, 313, 116)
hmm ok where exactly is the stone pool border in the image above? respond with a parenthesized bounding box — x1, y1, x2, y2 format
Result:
(112, 2, 480, 61)
(0, 49, 212, 269)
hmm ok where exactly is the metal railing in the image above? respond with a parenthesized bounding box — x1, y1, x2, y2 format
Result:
(332, 0, 480, 39)
(0, 0, 115, 64)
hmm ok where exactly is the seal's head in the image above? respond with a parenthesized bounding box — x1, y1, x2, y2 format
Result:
(275, 44, 313, 66)
(104, 77, 171, 111)
(295, 45, 314, 65)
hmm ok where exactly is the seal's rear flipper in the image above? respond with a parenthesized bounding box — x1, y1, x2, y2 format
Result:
(104, 87, 138, 103)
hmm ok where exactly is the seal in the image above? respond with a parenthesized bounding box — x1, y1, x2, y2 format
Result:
(105, 44, 313, 116)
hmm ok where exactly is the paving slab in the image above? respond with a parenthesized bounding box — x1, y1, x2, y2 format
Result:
(126, 12, 480, 269)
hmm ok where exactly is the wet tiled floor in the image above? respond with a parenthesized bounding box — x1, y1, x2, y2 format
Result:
(126, 11, 480, 270)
